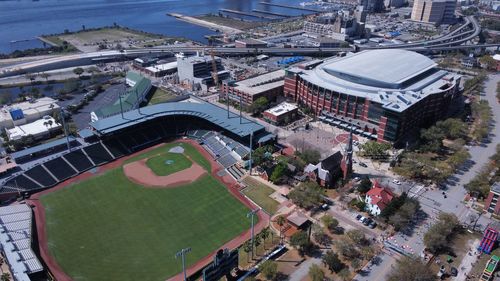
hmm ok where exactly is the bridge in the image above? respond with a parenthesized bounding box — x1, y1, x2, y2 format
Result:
(0, 15, 497, 78)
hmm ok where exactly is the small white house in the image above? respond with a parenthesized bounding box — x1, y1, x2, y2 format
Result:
(365, 182, 395, 216)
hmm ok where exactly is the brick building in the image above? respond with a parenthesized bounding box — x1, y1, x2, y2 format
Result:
(484, 182, 500, 215)
(220, 70, 285, 107)
(284, 50, 461, 145)
(263, 102, 298, 125)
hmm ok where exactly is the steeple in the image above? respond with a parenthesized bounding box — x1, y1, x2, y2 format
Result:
(341, 126, 354, 180)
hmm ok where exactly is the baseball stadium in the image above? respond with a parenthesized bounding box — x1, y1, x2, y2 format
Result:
(0, 97, 273, 281)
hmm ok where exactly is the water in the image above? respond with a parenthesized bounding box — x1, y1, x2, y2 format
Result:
(0, 0, 310, 54)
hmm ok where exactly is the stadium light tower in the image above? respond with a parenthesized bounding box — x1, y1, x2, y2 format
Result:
(175, 247, 191, 281)
(247, 209, 258, 259)
(59, 107, 70, 151)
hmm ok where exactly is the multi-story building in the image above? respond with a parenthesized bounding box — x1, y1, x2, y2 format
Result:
(0, 97, 60, 130)
(284, 50, 461, 145)
(484, 182, 500, 215)
(359, 0, 385, 12)
(220, 70, 285, 107)
(411, 0, 457, 24)
(177, 54, 229, 91)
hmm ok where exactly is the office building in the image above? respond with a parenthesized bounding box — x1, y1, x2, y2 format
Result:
(177, 54, 229, 91)
(411, 0, 457, 24)
(0, 97, 59, 130)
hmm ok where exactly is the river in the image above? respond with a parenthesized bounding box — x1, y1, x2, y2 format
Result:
(0, 0, 310, 54)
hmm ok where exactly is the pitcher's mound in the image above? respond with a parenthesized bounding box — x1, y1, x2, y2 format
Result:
(123, 158, 206, 188)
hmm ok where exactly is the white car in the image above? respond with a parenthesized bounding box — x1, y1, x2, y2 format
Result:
(392, 179, 401, 185)
(353, 177, 361, 182)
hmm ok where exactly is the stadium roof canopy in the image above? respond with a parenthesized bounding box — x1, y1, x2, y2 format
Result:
(321, 49, 436, 89)
(288, 49, 460, 113)
(90, 99, 265, 138)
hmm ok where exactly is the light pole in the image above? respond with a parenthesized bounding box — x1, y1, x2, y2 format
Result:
(175, 247, 191, 281)
(59, 108, 70, 151)
(247, 209, 258, 259)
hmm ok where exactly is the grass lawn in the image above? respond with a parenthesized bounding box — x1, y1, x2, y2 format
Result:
(148, 87, 177, 105)
(242, 177, 279, 214)
(41, 142, 250, 281)
(146, 152, 192, 176)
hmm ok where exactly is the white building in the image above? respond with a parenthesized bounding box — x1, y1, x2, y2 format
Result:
(6, 115, 61, 141)
(364, 183, 395, 215)
(0, 97, 59, 130)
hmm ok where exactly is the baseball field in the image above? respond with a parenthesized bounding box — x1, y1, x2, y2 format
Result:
(40, 142, 252, 281)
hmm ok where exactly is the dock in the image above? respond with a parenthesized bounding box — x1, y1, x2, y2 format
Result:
(36, 36, 59, 47)
(258, 2, 321, 13)
(218, 9, 277, 20)
(167, 13, 243, 35)
(252, 9, 291, 17)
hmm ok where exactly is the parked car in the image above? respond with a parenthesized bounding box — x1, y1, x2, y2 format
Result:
(353, 177, 361, 182)
(363, 218, 372, 226)
(321, 203, 329, 210)
(392, 179, 401, 185)
(359, 216, 367, 223)
(355, 214, 362, 221)
(450, 267, 458, 277)
(368, 221, 377, 229)
(359, 162, 368, 168)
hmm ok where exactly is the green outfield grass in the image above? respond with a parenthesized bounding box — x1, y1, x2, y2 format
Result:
(146, 152, 192, 176)
(41, 142, 250, 281)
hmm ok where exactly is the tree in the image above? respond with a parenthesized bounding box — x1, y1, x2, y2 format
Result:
(276, 215, 286, 242)
(322, 250, 343, 273)
(359, 141, 391, 159)
(290, 231, 313, 257)
(357, 177, 372, 194)
(289, 181, 324, 210)
(346, 229, 367, 246)
(424, 213, 459, 254)
(337, 268, 351, 281)
(73, 67, 84, 78)
(388, 199, 419, 231)
(360, 246, 375, 260)
(40, 72, 50, 81)
(336, 238, 360, 260)
(350, 258, 362, 272)
(242, 240, 252, 262)
(387, 256, 436, 281)
(296, 148, 321, 164)
(321, 214, 336, 229)
(260, 227, 270, 249)
(252, 145, 273, 167)
(480, 55, 497, 70)
(270, 161, 288, 183)
(260, 260, 278, 281)
(0, 273, 10, 281)
(312, 226, 331, 247)
(250, 96, 269, 114)
(254, 233, 262, 253)
(308, 264, 324, 281)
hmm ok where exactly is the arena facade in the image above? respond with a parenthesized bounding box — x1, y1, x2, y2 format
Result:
(284, 49, 461, 145)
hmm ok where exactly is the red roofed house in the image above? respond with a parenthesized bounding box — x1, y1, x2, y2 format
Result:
(364, 182, 394, 216)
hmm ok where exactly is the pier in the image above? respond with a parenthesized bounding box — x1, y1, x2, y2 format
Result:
(258, 2, 321, 13)
(251, 9, 291, 17)
(218, 9, 276, 20)
(167, 13, 243, 35)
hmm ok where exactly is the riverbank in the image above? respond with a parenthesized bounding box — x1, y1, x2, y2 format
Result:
(168, 13, 243, 35)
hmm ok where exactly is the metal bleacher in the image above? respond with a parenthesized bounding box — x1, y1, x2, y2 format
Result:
(42, 158, 78, 182)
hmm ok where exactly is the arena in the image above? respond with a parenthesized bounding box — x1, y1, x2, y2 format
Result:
(284, 49, 462, 145)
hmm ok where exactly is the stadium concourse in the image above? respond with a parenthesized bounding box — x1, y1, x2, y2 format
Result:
(0, 96, 274, 198)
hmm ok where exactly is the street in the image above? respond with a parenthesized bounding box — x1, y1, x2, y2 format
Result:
(354, 73, 500, 281)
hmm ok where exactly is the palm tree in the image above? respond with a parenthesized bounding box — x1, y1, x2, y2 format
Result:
(260, 227, 270, 249)
(254, 234, 262, 257)
(242, 241, 252, 262)
(276, 215, 286, 244)
(1, 272, 11, 281)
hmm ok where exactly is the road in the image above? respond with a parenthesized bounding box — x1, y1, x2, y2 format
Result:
(354, 73, 500, 281)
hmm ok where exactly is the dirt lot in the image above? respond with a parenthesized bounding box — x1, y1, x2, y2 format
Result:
(43, 27, 170, 52)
